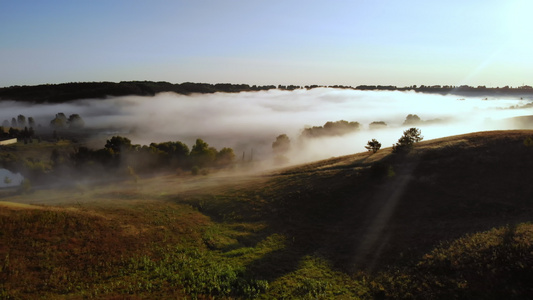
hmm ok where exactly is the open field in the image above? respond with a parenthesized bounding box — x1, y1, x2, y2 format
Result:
(1, 130, 533, 299)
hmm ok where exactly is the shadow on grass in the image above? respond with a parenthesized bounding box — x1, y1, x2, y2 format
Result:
(172, 136, 533, 283)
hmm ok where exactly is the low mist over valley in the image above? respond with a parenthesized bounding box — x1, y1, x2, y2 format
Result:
(2, 87, 532, 166)
(2, 84, 533, 299)
(4, 1, 533, 298)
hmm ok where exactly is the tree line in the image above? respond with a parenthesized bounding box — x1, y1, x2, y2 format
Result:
(0, 82, 278, 103)
(1, 114, 38, 143)
(1, 113, 86, 144)
(2, 114, 36, 128)
(3, 81, 533, 104)
(70, 136, 235, 175)
(300, 120, 361, 138)
(0, 135, 237, 187)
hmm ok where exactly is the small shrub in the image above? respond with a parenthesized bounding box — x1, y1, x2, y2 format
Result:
(393, 128, 423, 153)
(369, 121, 387, 130)
(365, 139, 382, 153)
(370, 162, 394, 179)
(191, 166, 200, 176)
(295, 278, 329, 298)
(387, 165, 396, 177)
(403, 114, 421, 125)
(272, 134, 290, 154)
(524, 137, 533, 147)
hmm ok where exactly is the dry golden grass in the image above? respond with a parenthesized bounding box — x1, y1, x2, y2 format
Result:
(1, 129, 533, 299)
(0, 201, 46, 211)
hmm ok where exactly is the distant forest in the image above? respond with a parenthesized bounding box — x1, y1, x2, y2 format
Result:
(2, 81, 533, 103)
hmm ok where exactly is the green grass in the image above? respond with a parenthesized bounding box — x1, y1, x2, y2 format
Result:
(1, 130, 533, 299)
(371, 223, 533, 299)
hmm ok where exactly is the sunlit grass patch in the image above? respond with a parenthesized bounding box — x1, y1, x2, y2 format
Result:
(0, 199, 213, 298)
(224, 233, 286, 261)
(0, 193, 289, 298)
(2, 130, 533, 298)
(121, 246, 269, 299)
(0, 206, 129, 298)
(267, 255, 371, 299)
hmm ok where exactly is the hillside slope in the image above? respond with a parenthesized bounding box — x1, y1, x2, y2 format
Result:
(1, 130, 532, 299)
(181, 130, 533, 273)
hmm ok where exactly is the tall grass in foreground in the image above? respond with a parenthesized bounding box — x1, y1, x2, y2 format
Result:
(2, 203, 533, 299)
(0, 203, 370, 299)
(371, 223, 533, 299)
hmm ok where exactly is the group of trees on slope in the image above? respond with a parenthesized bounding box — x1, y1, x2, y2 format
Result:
(49, 113, 85, 129)
(1, 113, 86, 144)
(300, 120, 361, 138)
(2, 113, 85, 132)
(1, 124, 424, 188)
(70, 136, 235, 176)
(298, 115, 423, 140)
(1, 114, 37, 128)
(0, 135, 236, 186)
(1, 109, 426, 185)
(1, 114, 39, 143)
(273, 121, 423, 166)
(363, 127, 423, 154)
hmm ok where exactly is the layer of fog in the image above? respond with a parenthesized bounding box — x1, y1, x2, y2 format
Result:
(2, 89, 532, 167)
(0, 168, 24, 188)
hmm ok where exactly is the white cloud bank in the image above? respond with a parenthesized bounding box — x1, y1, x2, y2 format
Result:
(2, 88, 532, 166)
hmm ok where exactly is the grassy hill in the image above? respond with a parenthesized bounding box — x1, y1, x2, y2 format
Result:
(1, 130, 532, 299)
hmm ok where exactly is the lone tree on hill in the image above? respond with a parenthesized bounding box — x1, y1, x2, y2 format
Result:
(67, 114, 85, 129)
(272, 134, 291, 165)
(105, 136, 133, 154)
(190, 138, 217, 167)
(50, 113, 68, 129)
(393, 128, 423, 153)
(17, 115, 26, 127)
(403, 114, 422, 126)
(365, 139, 382, 153)
(272, 134, 290, 154)
(28, 117, 36, 128)
(216, 147, 235, 167)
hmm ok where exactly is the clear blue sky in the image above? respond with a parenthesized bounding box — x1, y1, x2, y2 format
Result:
(1, 0, 531, 87)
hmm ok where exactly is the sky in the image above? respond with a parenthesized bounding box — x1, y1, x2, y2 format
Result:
(1, 0, 533, 88)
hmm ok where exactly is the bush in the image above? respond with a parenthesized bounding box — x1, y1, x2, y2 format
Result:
(272, 134, 290, 154)
(300, 120, 360, 138)
(365, 139, 382, 153)
(369, 121, 387, 130)
(403, 114, 421, 125)
(191, 166, 200, 176)
(524, 137, 533, 147)
(190, 139, 217, 167)
(393, 128, 423, 153)
(370, 161, 394, 179)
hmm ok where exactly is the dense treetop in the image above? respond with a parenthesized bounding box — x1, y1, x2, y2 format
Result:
(301, 120, 361, 138)
(0, 81, 277, 103)
(2, 81, 533, 103)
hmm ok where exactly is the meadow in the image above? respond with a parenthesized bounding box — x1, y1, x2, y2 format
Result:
(1, 130, 532, 299)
